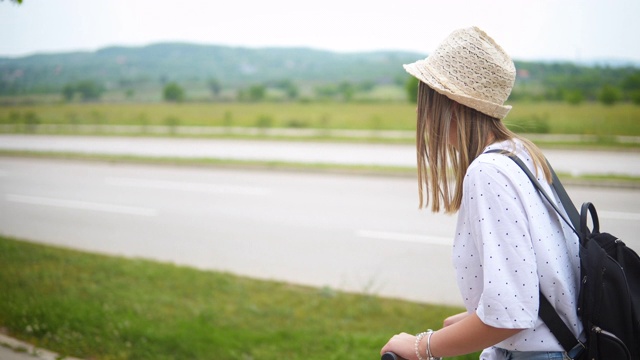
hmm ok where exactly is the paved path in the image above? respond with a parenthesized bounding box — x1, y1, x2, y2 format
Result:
(0, 333, 82, 360)
(1, 134, 639, 176)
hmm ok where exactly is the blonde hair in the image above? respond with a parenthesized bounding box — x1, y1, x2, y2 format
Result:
(416, 82, 551, 213)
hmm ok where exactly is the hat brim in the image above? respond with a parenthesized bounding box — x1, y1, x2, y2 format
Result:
(403, 60, 511, 120)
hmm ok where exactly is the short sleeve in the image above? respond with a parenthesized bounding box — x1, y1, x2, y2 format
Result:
(463, 160, 539, 329)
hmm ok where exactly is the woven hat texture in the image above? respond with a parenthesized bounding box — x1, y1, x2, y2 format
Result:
(403, 26, 516, 119)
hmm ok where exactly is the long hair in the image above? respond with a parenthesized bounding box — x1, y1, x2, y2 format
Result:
(416, 82, 551, 213)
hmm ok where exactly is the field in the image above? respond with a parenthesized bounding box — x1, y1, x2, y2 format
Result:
(507, 102, 640, 137)
(0, 235, 478, 360)
(0, 102, 415, 131)
(1, 101, 640, 140)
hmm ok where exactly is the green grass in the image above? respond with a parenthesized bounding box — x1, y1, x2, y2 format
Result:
(0, 102, 416, 131)
(0, 235, 478, 360)
(2, 101, 640, 137)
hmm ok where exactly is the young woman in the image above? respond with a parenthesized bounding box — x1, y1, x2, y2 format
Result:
(380, 27, 584, 360)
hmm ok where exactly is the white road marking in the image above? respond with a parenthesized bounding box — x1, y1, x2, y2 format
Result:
(6, 194, 157, 216)
(105, 177, 270, 196)
(599, 211, 640, 221)
(357, 210, 640, 247)
(356, 230, 452, 245)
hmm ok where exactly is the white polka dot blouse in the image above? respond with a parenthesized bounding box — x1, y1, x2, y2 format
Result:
(452, 139, 583, 352)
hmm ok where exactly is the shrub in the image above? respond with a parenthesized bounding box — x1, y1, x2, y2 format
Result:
(405, 76, 419, 103)
(630, 90, 640, 105)
(61, 80, 105, 102)
(563, 90, 584, 105)
(599, 84, 621, 106)
(163, 83, 185, 102)
(285, 119, 308, 128)
(255, 115, 273, 128)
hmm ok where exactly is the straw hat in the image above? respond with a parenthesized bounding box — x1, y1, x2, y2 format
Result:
(403, 26, 516, 119)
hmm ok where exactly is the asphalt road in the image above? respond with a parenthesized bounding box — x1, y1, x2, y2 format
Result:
(2, 157, 639, 307)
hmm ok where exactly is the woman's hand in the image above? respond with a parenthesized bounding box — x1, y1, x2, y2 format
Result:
(380, 332, 417, 360)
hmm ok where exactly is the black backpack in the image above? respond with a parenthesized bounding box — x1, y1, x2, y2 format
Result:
(497, 151, 640, 359)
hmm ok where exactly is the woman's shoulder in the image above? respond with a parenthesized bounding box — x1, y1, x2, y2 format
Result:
(474, 139, 535, 169)
(466, 139, 535, 184)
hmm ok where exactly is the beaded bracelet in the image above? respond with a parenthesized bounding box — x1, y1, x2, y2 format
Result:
(414, 331, 428, 360)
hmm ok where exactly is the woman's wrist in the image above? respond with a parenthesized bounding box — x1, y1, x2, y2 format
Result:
(427, 330, 441, 360)
(415, 332, 428, 360)
(418, 329, 442, 360)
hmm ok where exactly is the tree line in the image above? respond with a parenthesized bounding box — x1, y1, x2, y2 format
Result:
(59, 73, 640, 106)
(159, 70, 640, 106)
(51, 60, 640, 106)
(511, 62, 640, 105)
(119, 78, 388, 103)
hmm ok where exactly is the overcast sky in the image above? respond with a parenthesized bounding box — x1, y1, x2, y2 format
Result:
(1, 0, 639, 64)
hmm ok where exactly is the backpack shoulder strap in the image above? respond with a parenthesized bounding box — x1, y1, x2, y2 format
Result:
(485, 149, 582, 353)
(539, 292, 582, 352)
(546, 158, 581, 234)
(485, 149, 579, 236)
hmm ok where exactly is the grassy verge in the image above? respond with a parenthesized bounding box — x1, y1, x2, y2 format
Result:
(0, 149, 418, 177)
(0, 235, 477, 360)
(2, 125, 640, 150)
(1, 149, 639, 188)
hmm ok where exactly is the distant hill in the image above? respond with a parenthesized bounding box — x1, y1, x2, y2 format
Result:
(1, 43, 638, 102)
(0, 43, 424, 95)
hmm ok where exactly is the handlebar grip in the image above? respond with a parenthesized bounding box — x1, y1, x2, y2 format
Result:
(381, 352, 399, 360)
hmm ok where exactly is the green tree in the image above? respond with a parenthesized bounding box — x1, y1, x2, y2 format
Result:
(622, 72, 640, 104)
(275, 80, 299, 100)
(338, 81, 355, 102)
(207, 78, 222, 98)
(563, 89, 584, 105)
(358, 80, 376, 92)
(163, 82, 185, 102)
(285, 84, 299, 100)
(314, 84, 339, 99)
(622, 72, 640, 91)
(75, 80, 104, 101)
(406, 76, 419, 103)
(62, 84, 76, 101)
(61, 80, 104, 102)
(246, 84, 266, 102)
(599, 84, 621, 106)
